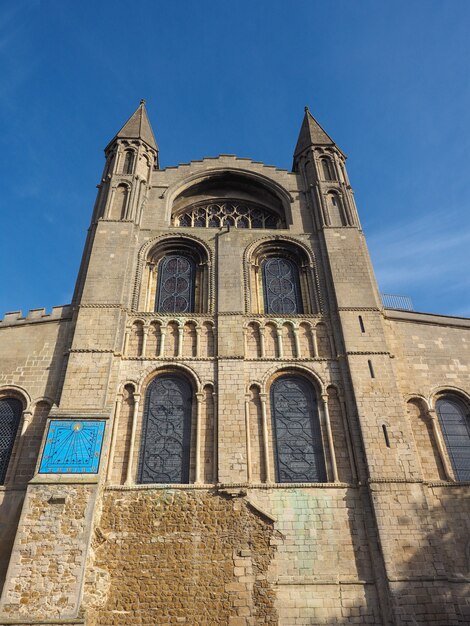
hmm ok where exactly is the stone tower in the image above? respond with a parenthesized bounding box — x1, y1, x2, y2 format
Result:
(0, 103, 469, 626)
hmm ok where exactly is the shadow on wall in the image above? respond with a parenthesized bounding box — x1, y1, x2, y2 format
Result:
(384, 487, 470, 625)
(0, 492, 24, 593)
(0, 310, 74, 596)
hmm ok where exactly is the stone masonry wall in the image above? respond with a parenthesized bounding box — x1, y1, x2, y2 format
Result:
(0, 484, 96, 619)
(84, 489, 277, 626)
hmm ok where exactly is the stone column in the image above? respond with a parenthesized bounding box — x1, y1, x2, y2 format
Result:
(276, 327, 284, 358)
(259, 327, 266, 358)
(427, 407, 454, 481)
(141, 327, 149, 358)
(260, 393, 271, 483)
(321, 393, 339, 482)
(245, 394, 252, 483)
(159, 327, 166, 357)
(311, 326, 318, 357)
(177, 324, 184, 357)
(106, 393, 123, 481)
(123, 328, 131, 355)
(293, 326, 301, 358)
(8, 409, 33, 483)
(195, 392, 204, 484)
(125, 393, 141, 485)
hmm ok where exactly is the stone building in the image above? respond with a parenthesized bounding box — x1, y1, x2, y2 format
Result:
(0, 101, 469, 626)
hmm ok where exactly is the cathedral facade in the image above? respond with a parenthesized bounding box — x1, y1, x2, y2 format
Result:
(0, 102, 469, 625)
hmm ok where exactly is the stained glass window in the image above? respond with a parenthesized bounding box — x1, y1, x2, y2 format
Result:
(0, 398, 22, 484)
(262, 257, 302, 314)
(174, 201, 283, 229)
(436, 397, 470, 481)
(138, 376, 192, 484)
(271, 377, 326, 483)
(156, 255, 195, 313)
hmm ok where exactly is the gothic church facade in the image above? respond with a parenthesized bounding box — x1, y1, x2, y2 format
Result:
(0, 102, 469, 625)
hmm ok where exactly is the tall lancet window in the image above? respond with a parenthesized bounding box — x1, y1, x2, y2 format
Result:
(0, 398, 23, 484)
(155, 255, 195, 314)
(321, 157, 335, 181)
(139, 376, 192, 484)
(271, 376, 326, 483)
(123, 150, 134, 174)
(262, 257, 303, 314)
(436, 396, 470, 481)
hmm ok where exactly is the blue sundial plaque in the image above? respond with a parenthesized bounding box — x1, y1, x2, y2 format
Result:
(39, 420, 105, 474)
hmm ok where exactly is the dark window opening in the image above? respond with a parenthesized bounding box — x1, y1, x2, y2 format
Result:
(262, 257, 303, 315)
(138, 376, 192, 484)
(436, 397, 470, 481)
(155, 255, 195, 314)
(271, 376, 326, 483)
(0, 398, 22, 484)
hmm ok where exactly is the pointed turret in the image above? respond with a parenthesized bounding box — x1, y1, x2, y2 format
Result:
(109, 99, 158, 152)
(293, 106, 359, 230)
(92, 101, 159, 224)
(294, 106, 339, 158)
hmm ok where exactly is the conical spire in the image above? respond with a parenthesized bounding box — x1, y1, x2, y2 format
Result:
(294, 106, 338, 157)
(111, 100, 158, 151)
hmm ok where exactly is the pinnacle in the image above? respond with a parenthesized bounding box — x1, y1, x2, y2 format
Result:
(294, 107, 338, 158)
(111, 100, 158, 151)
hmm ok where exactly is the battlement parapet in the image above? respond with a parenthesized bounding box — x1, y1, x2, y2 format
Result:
(0, 304, 73, 327)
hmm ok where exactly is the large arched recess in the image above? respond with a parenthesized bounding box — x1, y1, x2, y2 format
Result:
(166, 168, 293, 228)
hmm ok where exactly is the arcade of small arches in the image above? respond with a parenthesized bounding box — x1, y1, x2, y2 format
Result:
(244, 319, 333, 360)
(124, 318, 215, 359)
(123, 316, 333, 361)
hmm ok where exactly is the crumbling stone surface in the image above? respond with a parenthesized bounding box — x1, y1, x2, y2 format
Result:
(85, 489, 278, 626)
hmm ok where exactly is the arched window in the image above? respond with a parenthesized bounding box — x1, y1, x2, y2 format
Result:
(321, 158, 335, 181)
(123, 150, 134, 175)
(138, 376, 192, 484)
(155, 254, 195, 313)
(271, 376, 326, 483)
(262, 257, 303, 314)
(436, 396, 470, 481)
(173, 201, 283, 229)
(0, 398, 23, 484)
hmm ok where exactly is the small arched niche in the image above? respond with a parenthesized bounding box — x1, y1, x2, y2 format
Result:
(171, 171, 288, 229)
(326, 191, 346, 227)
(109, 183, 130, 220)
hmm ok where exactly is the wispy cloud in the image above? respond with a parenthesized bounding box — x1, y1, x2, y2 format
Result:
(367, 209, 470, 316)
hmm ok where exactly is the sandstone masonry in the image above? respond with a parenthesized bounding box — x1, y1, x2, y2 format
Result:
(0, 103, 468, 625)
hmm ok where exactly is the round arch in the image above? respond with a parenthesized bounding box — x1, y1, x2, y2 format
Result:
(132, 233, 215, 313)
(244, 236, 322, 315)
(164, 167, 293, 225)
(430, 385, 470, 408)
(138, 363, 202, 395)
(262, 363, 325, 396)
(0, 385, 30, 411)
(133, 234, 213, 313)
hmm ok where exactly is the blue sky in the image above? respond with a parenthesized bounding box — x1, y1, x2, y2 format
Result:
(1, 1, 469, 317)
